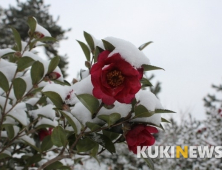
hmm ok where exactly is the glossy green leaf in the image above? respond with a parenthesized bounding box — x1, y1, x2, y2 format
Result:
(161, 117, 171, 123)
(134, 105, 154, 118)
(31, 61, 44, 85)
(98, 113, 121, 127)
(91, 143, 99, 157)
(5, 125, 14, 140)
(76, 94, 99, 115)
(12, 78, 26, 100)
(10, 27, 22, 51)
(76, 137, 97, 152)
(47, 56, 60, 74)
(138, 41, 153, 50)
(0, 71, 9, 92)
(27, 16, 37, 34)
(155, 109, 175, 114)
(41, 135, 53, 151)
(60, 111, 78, 134)
(86, 122, 101, 131)
(17, 57, 35, 71)
(77, 40, 90, 61)
(142, 64, 164, 71)
(84, 31, 95, 52)
(51, 126, 67, 147)
(45, 161, 63, 170)
(102, 39, 115, 51)
(43, 91, 63, 109)
(141, 77, 153, 87)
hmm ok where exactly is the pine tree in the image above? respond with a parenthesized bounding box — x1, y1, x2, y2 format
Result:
(0, 0, 70, 77)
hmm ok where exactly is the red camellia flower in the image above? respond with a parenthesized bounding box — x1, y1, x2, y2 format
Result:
(90, 50, 143, 105)
(38, 128, 53, 141)
(125, 125, 158, 154)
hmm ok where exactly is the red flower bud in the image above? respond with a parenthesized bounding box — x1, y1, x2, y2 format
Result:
(125, 125, 158, 154)
(38, 128, 53, 141)
(49, 72, 61, 80)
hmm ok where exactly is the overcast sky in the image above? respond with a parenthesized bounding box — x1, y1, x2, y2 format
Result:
(1, 0, 222, 121)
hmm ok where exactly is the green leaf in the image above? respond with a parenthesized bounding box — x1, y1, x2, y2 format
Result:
(134, 105, 154, 118)
(102, 39, 115, 51)
(51, 126, 67, 147)
(10, 27, 22, 51)
(77, 40, 91, 61)
(0, 153, 10, 160)
(86, 122, 101, 131)
(27, 16, 37, 34)
(31, 61, 44, 85)
(0, 71, 9, 92)
(45, 161, 63, 170)
(43, 91, 63, 109)
(94, 46, 104, 63)
(91, 143, 99, 157)
(60, 111, 78, 134)
(12, 78, 26, 100)
(92, 133, 115, 153)
(141, 77, 153, 87)
(41, 135, 53, 151)
(98, 113, 121, 127)
(138, 41, 153, 50)
(155, 109, 175, 114)
(76, 94, 99, 115)
(26, 154, 41, 167)
(83, 31, 95, 52)
(76, 137, 97, 152)
(5, 125, 14, 140)
(103, 130, 119, 141)
(142, 64, 164, 71)
(47, 56, 60, 74)
(17, 57, 35, 71)
(143, 156, 154, 170)
(161, 117, 171, 123)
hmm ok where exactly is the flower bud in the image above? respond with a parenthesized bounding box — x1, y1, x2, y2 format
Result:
(49, 72, 61, 80)
(14, 51, 22, 58)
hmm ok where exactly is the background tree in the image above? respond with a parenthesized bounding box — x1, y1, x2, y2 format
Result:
(0, 0, 70, 77)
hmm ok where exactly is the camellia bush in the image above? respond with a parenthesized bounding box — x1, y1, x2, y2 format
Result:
(0, 17, 173, 170)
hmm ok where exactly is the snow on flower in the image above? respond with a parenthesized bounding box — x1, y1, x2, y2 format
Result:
(91, 50, 142, 105)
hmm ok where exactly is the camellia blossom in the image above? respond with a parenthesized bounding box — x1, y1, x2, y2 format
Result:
(90, 50, 143, 105)
(125, 125, 158, 154)
(38, 128, 53, 141)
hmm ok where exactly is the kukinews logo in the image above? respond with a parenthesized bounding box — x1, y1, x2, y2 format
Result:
(137, 146, 222, 158)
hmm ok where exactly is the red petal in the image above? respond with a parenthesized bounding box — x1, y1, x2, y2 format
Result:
(145, 126, 158, 134)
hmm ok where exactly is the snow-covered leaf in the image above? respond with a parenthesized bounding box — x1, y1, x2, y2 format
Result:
(98, 113, 121, 127)
(31, 61, 44, 85)
(51, 126, 67, 147)
(0, 71, 9, 92)
(102, 39, 115, 51)
(12, 78, 26, 100)
(60, 111, 78, 134)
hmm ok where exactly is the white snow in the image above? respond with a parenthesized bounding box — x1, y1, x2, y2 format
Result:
(23, 51, 44, 62)
(0, 96, 12, 113)
(132, 90, 164, 125)
(31, 104, 56, 120)
(104, 37, 150, 68)
(35, 23, 51, 37)
(0, 58, 16, 68)
(20, 134, 35, 146)
(35, 118, 58, 127)
(8, 109, 29, 126)
(21, 74, 33, 92)
(0, 49, 15, 57)
(1, 131, 7, 138)
(0, 65, 17, 81)
(3, 117, 18, 125)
